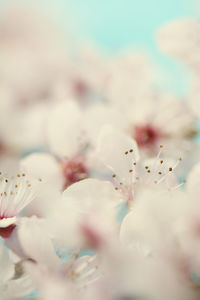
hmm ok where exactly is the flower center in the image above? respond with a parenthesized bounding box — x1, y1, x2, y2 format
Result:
(73, 78, 89, 99)
(0, 224, 16, 238)
(62, 158, 88, 189)
(133, 124, 161, 149)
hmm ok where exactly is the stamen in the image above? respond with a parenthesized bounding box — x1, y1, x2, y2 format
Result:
(156, 157, 182, 185)
(170, 180, 187, 191)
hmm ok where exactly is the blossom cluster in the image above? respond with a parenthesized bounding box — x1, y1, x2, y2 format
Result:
(1, 2, 200, 300)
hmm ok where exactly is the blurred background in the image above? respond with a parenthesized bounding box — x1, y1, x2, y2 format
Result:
(0, 0, 198, 163)
(8, 0, 197, 96)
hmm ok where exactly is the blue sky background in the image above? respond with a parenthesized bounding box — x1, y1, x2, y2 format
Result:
(3, 0, 199, 95)
(50, 0, 198, 96)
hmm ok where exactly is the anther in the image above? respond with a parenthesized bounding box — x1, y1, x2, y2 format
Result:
(129, 149, 133, 153)
(169, 167, 173, 172)
(160, 160, 163, 164)
(125, 151, 128, 155)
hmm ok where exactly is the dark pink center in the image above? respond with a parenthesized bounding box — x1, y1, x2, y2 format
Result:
(73, 78, 89, 99)
(133, 124, 161, 149)
(0, 224, 16, 238)
(81, 223, 103, 249)
(62, 158, 88, 189)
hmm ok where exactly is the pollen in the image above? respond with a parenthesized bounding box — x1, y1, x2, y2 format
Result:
(169, 168, 173, 172)
(125, 151, 128, 155)
(129, 149, 133, 153)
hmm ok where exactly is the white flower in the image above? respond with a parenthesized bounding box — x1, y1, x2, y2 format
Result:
(96, 127, 183, 209)
(46, 178, 122, 249)
(0, 244, 32, 300)
(157, 19, 200, 65)
(0, 172, 37, 238)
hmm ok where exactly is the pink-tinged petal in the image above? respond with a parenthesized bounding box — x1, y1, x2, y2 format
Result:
(0, 173, 35, 220)
(61, 156, 88, 189)
(0, 224, 16, 238)
(0, 217, 17, 238)
(0, 216, 16, 228)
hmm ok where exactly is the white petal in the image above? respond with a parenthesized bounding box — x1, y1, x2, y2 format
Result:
(157, 19, 200, 61)
(20, 152, 63, 188)
(18, 217, 60, 268)
(63, 178, 122, 211)
(5, 274, 34, 298)
(84, 105, 127, 145)
(0, 217, 16, 228)
(0, 245, 15, 282)
(46, 101, 83, 157)
(187, 162, 200, 197)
